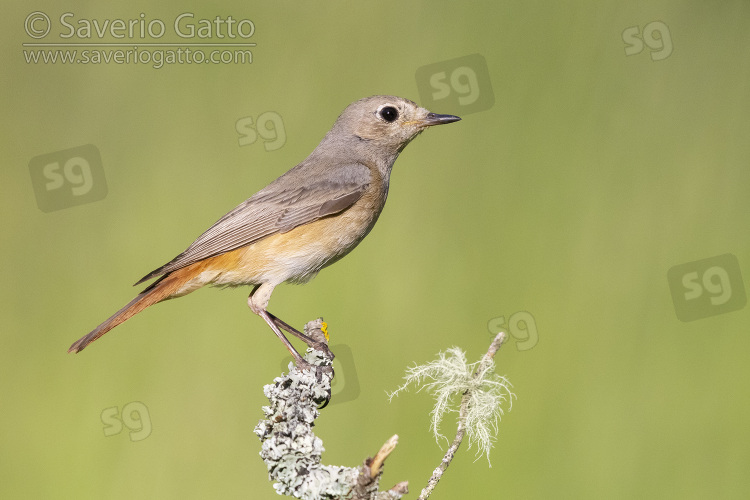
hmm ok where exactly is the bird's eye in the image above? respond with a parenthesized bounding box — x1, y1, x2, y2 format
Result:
(379, 106, 399, 123)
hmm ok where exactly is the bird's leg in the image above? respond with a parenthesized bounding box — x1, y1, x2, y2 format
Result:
(267, 311, 330, 355)
(248, 285, 334, 406)
(256, 308, 311, 368)
(247, 284, 308, 367)
(248, 287, 333, 407)
(248, 284, 331, 368)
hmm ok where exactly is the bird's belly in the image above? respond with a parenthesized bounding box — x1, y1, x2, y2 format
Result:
(207, 201, 383, 288)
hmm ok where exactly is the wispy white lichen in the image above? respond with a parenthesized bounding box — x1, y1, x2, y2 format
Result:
(388, 346, 515, 464)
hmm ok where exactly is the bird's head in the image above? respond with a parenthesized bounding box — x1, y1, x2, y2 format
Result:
(331, 95, 461, 157)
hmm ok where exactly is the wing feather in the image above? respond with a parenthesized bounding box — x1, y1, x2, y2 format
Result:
(135, 162, 371, 284)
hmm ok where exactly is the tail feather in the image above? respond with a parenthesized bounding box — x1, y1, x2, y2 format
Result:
(68, 278, 175, 353)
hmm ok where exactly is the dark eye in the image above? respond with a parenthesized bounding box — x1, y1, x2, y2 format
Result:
(379, 106, 399, 122)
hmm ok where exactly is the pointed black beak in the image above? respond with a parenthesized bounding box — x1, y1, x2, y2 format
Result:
(422, 112, 461, 126)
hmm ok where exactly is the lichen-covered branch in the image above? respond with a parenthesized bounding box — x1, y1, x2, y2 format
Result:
(254, 318, 407, 499)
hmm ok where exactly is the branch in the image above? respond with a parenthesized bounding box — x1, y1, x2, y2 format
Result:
(254, 319, 408, 499)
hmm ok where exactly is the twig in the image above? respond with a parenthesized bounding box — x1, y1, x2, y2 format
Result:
(370, 434, 399, 478)
(417, 331, 508, 500)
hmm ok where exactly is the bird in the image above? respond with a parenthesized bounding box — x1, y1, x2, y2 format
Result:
(68, 95, 461, 367)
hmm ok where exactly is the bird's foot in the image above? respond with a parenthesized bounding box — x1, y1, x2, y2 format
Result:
(293, 358, 334, 409)
(301, 318, 334, 407)
(315, 364, 334, 409)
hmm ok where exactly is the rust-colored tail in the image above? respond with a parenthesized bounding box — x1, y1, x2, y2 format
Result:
(68, 276, 177, 354)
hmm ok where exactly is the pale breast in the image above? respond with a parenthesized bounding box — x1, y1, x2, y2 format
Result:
(209, 173, 389, 287)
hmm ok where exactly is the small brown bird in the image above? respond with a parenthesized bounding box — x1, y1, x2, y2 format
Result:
(68, 95, 460, 365)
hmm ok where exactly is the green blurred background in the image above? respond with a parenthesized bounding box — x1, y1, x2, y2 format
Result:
(3, 1, 749, 498)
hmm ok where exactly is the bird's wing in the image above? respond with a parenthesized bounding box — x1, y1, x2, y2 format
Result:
(135, 162, 372, 284)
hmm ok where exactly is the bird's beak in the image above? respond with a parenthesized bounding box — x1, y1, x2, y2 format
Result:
(421, 112, 461, 127)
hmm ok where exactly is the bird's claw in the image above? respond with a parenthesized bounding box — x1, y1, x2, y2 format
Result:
(293, 358, 334, 409)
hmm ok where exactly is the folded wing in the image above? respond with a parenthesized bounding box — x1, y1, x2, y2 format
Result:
(135, 162, 371, 285)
